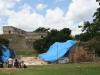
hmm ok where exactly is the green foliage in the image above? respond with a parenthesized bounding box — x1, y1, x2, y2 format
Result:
(33, 28, 73, 53)
(88, 35, 100, 56)
(33, 39, 44, 53)
(96, 0, 100, 5)
(75, 33, 91, 41)
(0, 38, 9, 47)
(34, 27, 50, 32)
(0, 44, 4, 56)
(0, 44, 5, 62)
(82, 7, 100, 38)
(76, 1, 100, 56)
(0, 38, 9, 62)
(16, 51, 39, 57)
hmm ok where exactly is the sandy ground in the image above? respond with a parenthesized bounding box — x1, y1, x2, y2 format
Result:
(20, 57, 47, 65)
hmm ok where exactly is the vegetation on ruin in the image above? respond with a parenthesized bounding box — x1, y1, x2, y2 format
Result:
(33, 28, 73, 53)
(0, 38, 9, 62)
(75, 0, 100, 56)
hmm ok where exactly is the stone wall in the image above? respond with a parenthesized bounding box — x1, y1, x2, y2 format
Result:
(69, 42, 95, 63)
(25, 32, 47, 40)
(3, 26, 26, 36)
(2, 26, 47, 52)
(3, 26, 47, 40)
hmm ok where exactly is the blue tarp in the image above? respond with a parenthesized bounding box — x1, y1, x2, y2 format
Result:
(39, 40, 76, 62)
(1, 49, 10, 62)
(0, 46, 16, 62)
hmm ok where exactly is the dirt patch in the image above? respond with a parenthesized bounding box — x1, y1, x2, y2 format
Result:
(20, 57, 47, 65)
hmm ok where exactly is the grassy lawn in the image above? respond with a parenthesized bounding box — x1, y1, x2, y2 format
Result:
(0, 63, 100, 75)
(16, 51, 39, 57)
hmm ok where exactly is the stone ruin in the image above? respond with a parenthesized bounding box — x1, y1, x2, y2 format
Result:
(2, 26, 47, 52)
(68, 42, 96, 63)
(2, 26, 99, 63)
(3, 26, 47, 40)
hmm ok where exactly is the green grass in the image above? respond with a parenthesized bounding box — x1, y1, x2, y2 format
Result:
(16, 51, 39, 57)
(0, 63, 100, 75)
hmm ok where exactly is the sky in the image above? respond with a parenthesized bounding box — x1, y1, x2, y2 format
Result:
(0, 0, 99, 35)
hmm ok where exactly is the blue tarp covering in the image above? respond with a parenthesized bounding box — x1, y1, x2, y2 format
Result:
(2, 50, 10, 62)
(39, 40, 76, 62)
(2, 46, 10, 58)
(0, 46, 16, 62)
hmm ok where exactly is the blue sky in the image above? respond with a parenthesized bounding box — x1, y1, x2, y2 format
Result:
(10, 0, 72, 16)
(0, 0, 99, 35)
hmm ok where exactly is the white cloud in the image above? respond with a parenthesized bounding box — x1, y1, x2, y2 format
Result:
(36, 3, 48, 11)
(8, 4, 45, 31)
(19, 3, 34, 14)
(0, 0, 99, 36)
(0, 0, 20, 16)
(45, 7, 67, 30)
(0, 26, 2, 33)
(0, 18, 1, 24)
(65, 0, 98, 35)
(66, 0, 98, 21)
(0, 0, 20, 9)
(71, 22, 84, 35)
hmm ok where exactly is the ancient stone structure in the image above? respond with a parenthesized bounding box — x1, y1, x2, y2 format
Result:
(2, 26, 47, 52)
(3, 26, 26, 36)
(25, 32, 47, 40)
(2, 26, 97, 63)
(68, 42, 95, 63)
(3, 26, 47, 40)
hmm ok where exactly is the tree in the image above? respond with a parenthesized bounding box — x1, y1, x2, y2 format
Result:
(88, 35, 100, 56)
(75, 32, 91, 41)
(0, 44, 6, 62)
(33, 28, 73, 53)
(0, 45, 4, 56)
(0, 38, 9, 47)
(0, 38, 9, 62)
(81, 1, 100, 38)
(34, 27, 50, 32)
(33, 39, 45, 53)
(79, 0, 100, 56)
(96, 0, 100, 5)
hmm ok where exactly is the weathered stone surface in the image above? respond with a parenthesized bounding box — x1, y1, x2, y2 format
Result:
(69, 42, 95, 63)
(1, 26, 47, 52)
